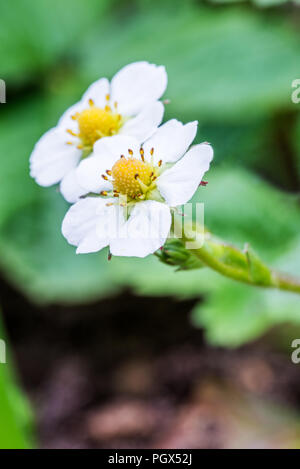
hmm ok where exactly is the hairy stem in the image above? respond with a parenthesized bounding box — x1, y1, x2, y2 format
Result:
(166, 218, 300, 295)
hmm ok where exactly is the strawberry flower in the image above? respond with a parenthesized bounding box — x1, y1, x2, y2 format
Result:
(62, 120, 213, 258)
(30, 62, 167, 202)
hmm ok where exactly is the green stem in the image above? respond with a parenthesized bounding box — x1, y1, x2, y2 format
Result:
(168, 218, 300, 295)
(272, 272, 300, 294)
(191, 242, 300, 294)
(191, 242, 252, 284)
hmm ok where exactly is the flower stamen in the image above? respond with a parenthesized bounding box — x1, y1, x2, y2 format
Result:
(67, 129, 78, 137)
(150, 147, 155, 165)
(109, 155, 156, 200)
(67, 97, 124, 151)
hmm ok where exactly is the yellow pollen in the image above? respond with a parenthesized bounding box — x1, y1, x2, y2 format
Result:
(111, 157, 153, 198)
(74, 104, 123, 148)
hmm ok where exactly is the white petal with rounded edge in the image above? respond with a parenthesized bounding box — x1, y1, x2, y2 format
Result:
(81, 77, 110, 106)
(120, 101, 164, 141)
(157, 143, 213, 207)
(75, 154, 113, 194)
(58, 101, 85, 133)
(110, 200, 171, 258)
(30, 127, 81, 186)
(76, 135, 140, 193)
(60, 168, 88, 203)
(58, 78, 110, 131)
(111, 62, 167, 116)
(93, 134, 141, 160)
(76, 230, 107, 254)
(143, 119, 198, 166)
(62, 197, 111, 254)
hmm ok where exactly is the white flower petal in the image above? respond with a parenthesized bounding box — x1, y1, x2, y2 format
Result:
(93, 134, 141, 160)
(62, 197, 111, 254)
(81, 78, 110, 107)
(120, 101, 164, 141)
(157, 143, 213, 207)
(76, 135, 140, 193)
(60, 168, 88, 203)
(110, 200, 171, 258)
(58, 101, 85, 133)
(96, 202, 126, 243)
(76, 154, 113, 194)
(111, 61, 167, 116)
(143, 119, 198, 165)
(76, 230, 106, 254)
(58, 78, 110, 131)
(30, 127, 81, 186)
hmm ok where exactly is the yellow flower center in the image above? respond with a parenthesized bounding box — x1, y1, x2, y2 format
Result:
(101, 148, 163, 203)
(68, 98, 123, 150)
(112, 157, 153, 199)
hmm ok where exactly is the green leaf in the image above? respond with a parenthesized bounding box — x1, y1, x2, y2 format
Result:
(200, 116, 300, 191)
(0, 315, 34, 448)
(0, 98, 44, 228)
(292, 112, 300, 182)
(0, 0, 109, 83)
(209, 0, 289, 5)
(79, 4, 300, 121)
(191, 237, 300, 347)
(0, 190, 120, 304)
(192, 167, 300, 260)
(253, 0, 288, 6)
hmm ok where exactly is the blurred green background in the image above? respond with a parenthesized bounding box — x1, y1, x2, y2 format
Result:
(1, 0, 300, 449)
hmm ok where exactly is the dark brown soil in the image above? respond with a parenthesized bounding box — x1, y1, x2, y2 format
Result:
(2, 276, 300, 449)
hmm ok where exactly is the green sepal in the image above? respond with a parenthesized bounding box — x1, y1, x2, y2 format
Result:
(244, 244, 274, 286)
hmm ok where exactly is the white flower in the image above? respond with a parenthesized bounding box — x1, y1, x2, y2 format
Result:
(30, 62, 167, 202)
(62, 120, 213, 258)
